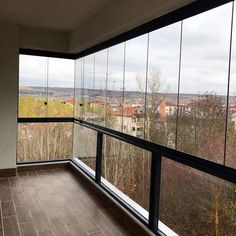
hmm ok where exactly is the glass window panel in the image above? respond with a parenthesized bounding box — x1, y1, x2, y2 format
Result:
(178, 3, 232, 163)
(106, 43, 125, 131)
(226, 3, 236, 169)
(47, 58, 74, 117)
(147, 22, 181, 147)
(102, 135, 151, 213)
(124, 35, 148, 138)
(94, 49, 108, 126)
(19, 55, 47, 117)
(160, 158, 236, 235)
(73, 124, 97, 173)
(17, 123, 73, 162)
(74, 58, 83, 118)
(82, 55, 95, 122)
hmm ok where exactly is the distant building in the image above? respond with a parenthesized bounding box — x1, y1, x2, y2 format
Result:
(159, 102, 176, 119)
(115, 106, 145, 138)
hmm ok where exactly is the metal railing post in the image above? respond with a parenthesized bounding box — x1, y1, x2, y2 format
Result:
(95, 131, 103, 183)
(149, 151, 162, 232)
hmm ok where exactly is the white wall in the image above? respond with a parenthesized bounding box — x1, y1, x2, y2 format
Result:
(0, 21, 70, 170)
(0, 21, 19, 169)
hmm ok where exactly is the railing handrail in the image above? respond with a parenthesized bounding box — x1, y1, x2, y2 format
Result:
(18, 117, 74, 123)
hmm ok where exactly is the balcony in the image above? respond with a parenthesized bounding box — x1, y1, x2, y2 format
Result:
(15, 117, 236, 236)
(0, 167, 138, 236)
(1, 1, 236, 236)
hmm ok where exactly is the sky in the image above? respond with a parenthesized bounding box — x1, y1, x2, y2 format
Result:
(19, 2, 236, 95)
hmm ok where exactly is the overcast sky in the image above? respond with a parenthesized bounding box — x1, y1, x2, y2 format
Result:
(20, 2, 235, 95)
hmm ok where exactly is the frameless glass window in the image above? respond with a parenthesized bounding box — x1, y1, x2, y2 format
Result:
(147, 22, 181, 147)
(19, 55, 47, 117)
(102, 135, 151, 213)
(73, 124, 97, 174)
(178, 3, 232, 164)
(226, 2, 236, 169)
(74, 58, 83, 118)
(123, 35, 148, 138)
(106, 43, 125, 131)
(47, 58, 74, 117)
(160, 159, 236, 235)
(18, 55, 74, 163)
(94, 49, 108, 126)
(83, 54, 95, 122)
(18, 122, 73, 162)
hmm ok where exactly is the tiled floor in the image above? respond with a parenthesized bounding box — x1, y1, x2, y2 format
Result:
(0, 168, 135, 236)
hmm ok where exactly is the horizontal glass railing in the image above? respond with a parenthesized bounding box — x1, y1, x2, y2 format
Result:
(17, 118, 73, 163)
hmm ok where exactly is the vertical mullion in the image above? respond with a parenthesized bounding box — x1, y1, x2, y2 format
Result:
(95, 131, 103, 183)
(149, 151, 162, 232)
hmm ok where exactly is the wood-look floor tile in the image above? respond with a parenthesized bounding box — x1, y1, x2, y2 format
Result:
(3, 215, 20, 236)
(78, 214, 100, 234)
(89, 231, 105, 236)
(68, 223, 89, 236)
(0, 178, 10, 188)
(15, 206, 33, 223)
(0, 188, 12, 201)
(54, 207, 78, 226)
(27, 196, 43, 214)
(9, 177, 22, 193)
(0, 169, 138, 236)
(1, 201, 16, 217)
(38, 230, 56, 236)
(20, 222, 38, 236)
(22, 185, 37, 198)
(12, 191, 27, 206)
(32, 211, 51, 232)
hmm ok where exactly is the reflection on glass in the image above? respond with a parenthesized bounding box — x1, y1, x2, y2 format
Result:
(160, 159, 236, 235)
(147, 22, 181, 147)
(17, 123, 73, 162)
(102, 135, 151, 211)
(48, 58, 74, 117)
(94, 49, 108, 126)
(124, 35, 148, 138)
(19, 55, 47, 117)
(73, 124, 97, 172)
(106, 43, 125, 131)
(178, 3, 232, 163)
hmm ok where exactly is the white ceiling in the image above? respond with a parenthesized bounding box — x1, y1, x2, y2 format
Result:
(0, 0, 112, 31)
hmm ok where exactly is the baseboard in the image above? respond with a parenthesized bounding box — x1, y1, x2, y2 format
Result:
(0, 168, 17, 177)
(17, 161, 69, 172)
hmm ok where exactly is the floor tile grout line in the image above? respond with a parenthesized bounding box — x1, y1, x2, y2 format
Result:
(33, 171, 57, 235)
(27, 170, 53, 235)
(7, 177, 22, 236)
(0, 201, 5, 236)
(6, 168, 135, 236)
(11, 173, 39, 236)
